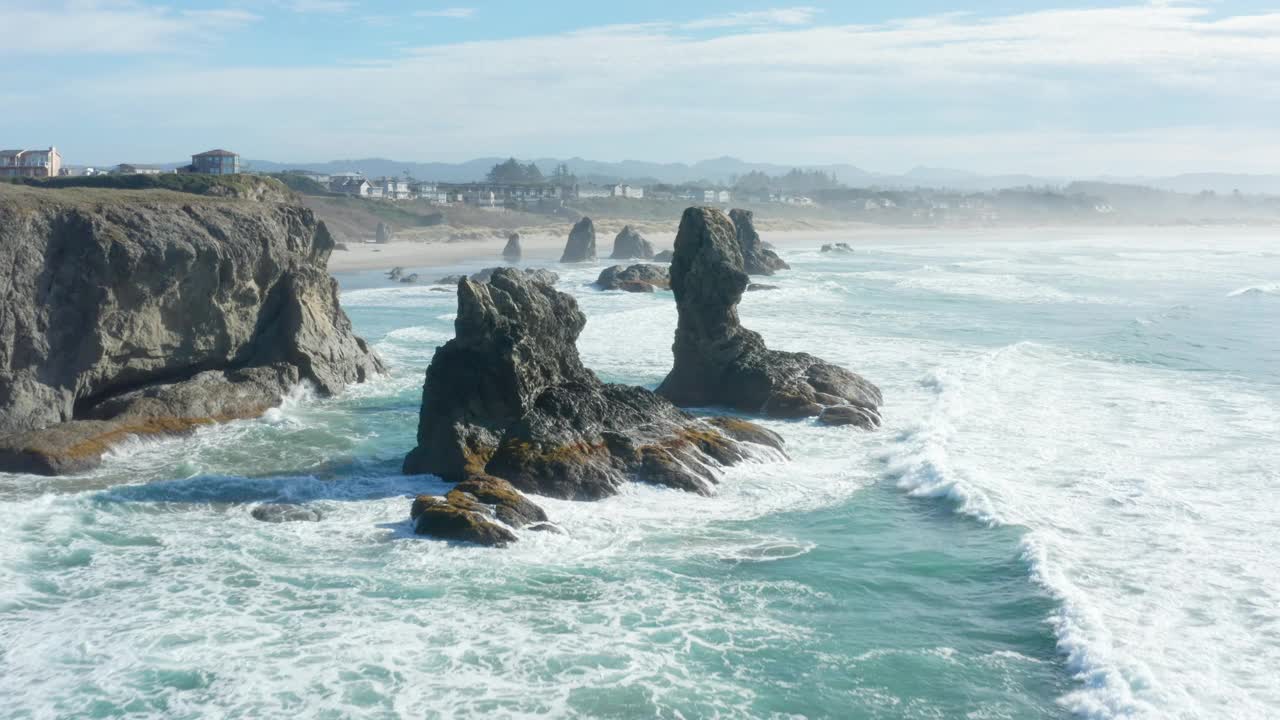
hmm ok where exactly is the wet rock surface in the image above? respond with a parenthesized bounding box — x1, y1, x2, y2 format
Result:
(594, 264, 670, 292)
(410, 476, 548, 547)
(402, 267, 785, 515)
(657, 207, 882, 424)
(747, 283, 779, 292)
(560, 217, 597, 262)
(0, 181, 384, 475)
(822, 242, 855, 254)
(730, 209, 789, 275)
(610, 225, 655, 259)
(252, 504, 324, 523)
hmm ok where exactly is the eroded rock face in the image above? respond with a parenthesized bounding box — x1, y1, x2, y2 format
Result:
(465, 267, 558, 286)
(657, 207, 882, 425)
(402, 267, 785, 505)
(560, 217, 596, 262)
(729, 209, 789, 275)
(0, 181, 384, 474)
(610, 226, 654, 259)
(503, 232, 522, 263)
(595, 264, 670, 292)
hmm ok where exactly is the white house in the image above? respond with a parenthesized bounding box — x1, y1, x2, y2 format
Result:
(577, 184, 612, 199)
(611, 184, 644, 199)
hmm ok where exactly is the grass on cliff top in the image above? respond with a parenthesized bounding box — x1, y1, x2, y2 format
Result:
(2, 173, 293, 201)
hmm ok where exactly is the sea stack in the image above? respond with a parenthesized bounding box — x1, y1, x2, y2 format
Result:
(560, 217, 596, 262)
(375, 221, 392, 244)
(402, 268, 785, 522)
(729, 209, 789, 275)
(0, 178, 385, 475)
(658, 207, 882, 427)
(610, 225, 655, 259)
(503, 232, 522, 263)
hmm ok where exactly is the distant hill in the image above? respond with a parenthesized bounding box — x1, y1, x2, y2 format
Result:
(227, 156, 1280, 195)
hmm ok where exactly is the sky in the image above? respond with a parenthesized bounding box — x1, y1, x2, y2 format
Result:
(2, 0, 1278, 176)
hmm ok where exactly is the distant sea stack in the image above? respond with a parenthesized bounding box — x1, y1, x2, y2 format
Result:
(402, 268, 785, 543)
(658, 207, 882, 426)
(595, 264, 670, 293)
(560, 217, 596, 262)
(729, 209, 789, 275)
(375, 221, 392, 244)
(0, 178, 384, 475)
(610, 225, 654, 260)
(503, 232, 522, 263)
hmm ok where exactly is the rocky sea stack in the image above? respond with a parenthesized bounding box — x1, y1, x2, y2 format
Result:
(0, 179, 384, 475)
(610, 225, 654, 260)
(730, 209, 789, 275)
(402, 267, 786, 543)
(594, 264, 670, 293)
(658, 207, 882, 427)
(560, 217, 596, 263)
(503, 232, 522, 263)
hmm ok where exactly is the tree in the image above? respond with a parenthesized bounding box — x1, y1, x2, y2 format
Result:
(486, 158, 545, 184)
(550, 163, 577, 187)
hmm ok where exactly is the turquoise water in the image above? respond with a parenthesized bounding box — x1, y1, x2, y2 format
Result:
(1, 228, 1277, 719)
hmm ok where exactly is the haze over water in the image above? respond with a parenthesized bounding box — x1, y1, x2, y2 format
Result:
(1, 227, 1276, 719)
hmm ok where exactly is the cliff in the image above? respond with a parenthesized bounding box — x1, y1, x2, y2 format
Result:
(0, 179, 384, 474)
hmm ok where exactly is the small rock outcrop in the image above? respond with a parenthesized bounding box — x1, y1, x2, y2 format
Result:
(400, 273, 420, 284)
(610, 226, 655, 259)
(560, 217, 596, 262)
(747, 283, 779, 292)
(410, 475, 548, 547)
(657, 207, 882, 426)
(402, 268, 785, 515)
(653, 250, 675, 263)
(821, 242, 855, 254)
(503, 232, 522, 263)
(594, 264, 670, 293)
(388, 266, 405, 281)
(375, 222, 392, 244)
(729, 209, 789, 275)
(252, 504, 323, 523)
(0, 181, 384, 475)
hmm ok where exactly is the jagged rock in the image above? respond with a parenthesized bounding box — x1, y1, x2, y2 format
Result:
(817, 405, 880, 429)
(410, 475, 547, 547)
(399, 273, 419, 284)
(503, 232, 522, 263)
(610, 226, 655, 259)
(595, 264, 670, 292)
(729, 209, 789, 275)
(252, 504, 323, 523)
(821, 242, 855, 254)
(470, 267, 559, 286)
(402, 268, 785, 506)
(657, 207, 882, 424)
(747, 283, 779, 292)
(388, 266, 405, 280)
(653, 250, 675, 262)
(375, 221, 392, 244)
(560, 217, 596, 263)
(0, 181, 384, 475)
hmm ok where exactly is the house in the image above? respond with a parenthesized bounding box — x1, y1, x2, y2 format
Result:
(576, 184, 612, 199)
(376, 177, 413, 201)
(190, 149, 240, 175)
(0, 147, 62, 178)
(114, 164, 165, 175)
(703, 190, 717, 203)
(611, 184, 644, 199)
(330, 176, 372, 196)
(718, 190, 732, 204)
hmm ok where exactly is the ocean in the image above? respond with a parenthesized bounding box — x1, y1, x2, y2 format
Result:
(1, 227, 1276, 719)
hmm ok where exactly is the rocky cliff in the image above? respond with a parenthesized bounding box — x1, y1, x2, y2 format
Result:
(658, 207, 882, 427)
(403, 268, 785, 521)
(0, 180, 384, 474)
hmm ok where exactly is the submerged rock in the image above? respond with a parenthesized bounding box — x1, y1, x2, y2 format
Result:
(399, 273, 419, 284)
(435, 274, 467, 285)
(388, 266, 405, 280)
(730, 209, 789, 275)
(653, 250, 675, 263)
(821, 242, 855, 254)
(657, 207, 882, 424)
(252, 504, 323, 523)
(610, 226, 655, 259)
(402, 267, 785, 507)
(594, 264, 670, 292)
(0, 180, 384, 475)
(503, 232, 522, 263)
(560, 217, 597, 262)
(747, 283, 779, 292)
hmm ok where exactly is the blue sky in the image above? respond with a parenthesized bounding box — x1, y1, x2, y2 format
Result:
(2, 1, 1277, 175)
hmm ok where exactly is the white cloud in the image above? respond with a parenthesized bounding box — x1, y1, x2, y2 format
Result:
(0, 0, 259, 55)
(14, 2, 1280, 173)
(684, 6, 820, 30)
(285, 0, 354, 13)
(414, 7, 476, 19)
